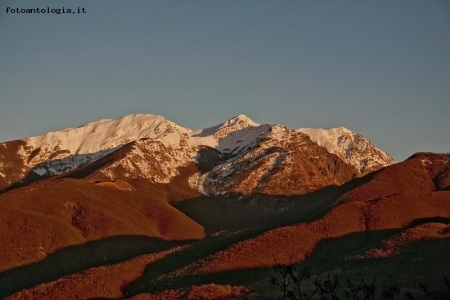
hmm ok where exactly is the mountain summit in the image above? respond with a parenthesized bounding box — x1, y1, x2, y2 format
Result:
(195, 114, 260, 139)
(0, 113, 395, 193)
(298, 127, 395, 173)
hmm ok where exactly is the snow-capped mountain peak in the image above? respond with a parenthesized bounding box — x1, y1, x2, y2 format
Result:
(25, 113, 191, 157)
(0, 114, 195, 187)
(193, 114, 260, 140)
(0, 113, 395, 193)
(297, 127, 352, 155)
(222, 114, 260, 128)
(298, 127, 395, 174)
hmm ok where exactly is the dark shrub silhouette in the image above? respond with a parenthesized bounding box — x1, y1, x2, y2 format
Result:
(270, 263, 450, 300)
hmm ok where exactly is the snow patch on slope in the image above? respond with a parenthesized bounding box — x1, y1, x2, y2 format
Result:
(99, 139, 195, 184)
(31, 146, 122, 177)
(188, 125, 307, 195)
(298, 127, 352, 155)
(188, 114, 264, 152)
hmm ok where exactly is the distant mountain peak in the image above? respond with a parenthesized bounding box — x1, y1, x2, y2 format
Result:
(225, 114, 259, 126)
(194, 114, 260, 140)
(331, 126, 352, 134)
(218, 114, 259, 131)
(298, 126, 395, 174)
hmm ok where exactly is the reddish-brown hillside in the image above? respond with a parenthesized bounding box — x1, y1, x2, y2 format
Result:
(0, 178, 205, 272)
(6, 246, 187, 300)
(193, 153, 450, 272)
(0, 140, 30, 190)
(1, 152, 446, 299)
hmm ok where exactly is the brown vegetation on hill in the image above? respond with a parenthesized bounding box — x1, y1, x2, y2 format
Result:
(0, 140, 30, 189)
(0, 178, 205, 272)
(358, 222, 450, 258)
(1, 153, 448, 299)
(6, 246, 187, 300)
(260, 146, 357, 195)
(194, 154, 450, 272)
(95, 179, 136, 191)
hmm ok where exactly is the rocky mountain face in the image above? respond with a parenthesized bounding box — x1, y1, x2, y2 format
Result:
(0, 114, 395, 195)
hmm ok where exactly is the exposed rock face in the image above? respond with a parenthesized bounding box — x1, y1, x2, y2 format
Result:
(190, 128, 358, 196)
(0, 114, 395, 195)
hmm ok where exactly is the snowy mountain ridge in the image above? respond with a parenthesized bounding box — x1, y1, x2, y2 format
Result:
(0, 113, 395, 193)
(25, 114, 190, 156)
(298, 127, 395, 174)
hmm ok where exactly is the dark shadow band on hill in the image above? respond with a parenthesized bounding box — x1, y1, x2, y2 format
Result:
(293, 226, 450, 293)
(122, 198, 392, 297)
(123, 225, 450, 298)
(0, 235, 174, 298)
(406, 217, 450, 228)
(121, 228, 408, 296)
(122, 227, 268, 297)
(175, 170, 379, 235)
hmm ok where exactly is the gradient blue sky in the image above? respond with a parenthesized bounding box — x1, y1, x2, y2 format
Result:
(1, 0, 449, 161)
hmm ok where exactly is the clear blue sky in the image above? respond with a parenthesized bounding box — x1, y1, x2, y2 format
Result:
(1, 0, 449, 161)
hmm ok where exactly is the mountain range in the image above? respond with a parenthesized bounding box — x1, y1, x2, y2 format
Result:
(0, 114, 448, 299)
(0, 114, 394, 193)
